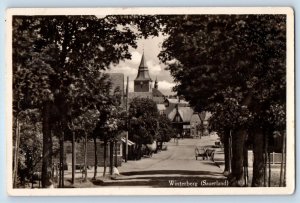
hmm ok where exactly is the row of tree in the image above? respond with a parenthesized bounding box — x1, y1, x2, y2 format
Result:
(157, 15, 286, 187)
(12, 15, 164, 188)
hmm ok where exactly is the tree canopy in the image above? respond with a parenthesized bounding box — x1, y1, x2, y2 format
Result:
(158, 15, 286, 131)
(12, 15, 161, 187)
(128, 98, 160, 145)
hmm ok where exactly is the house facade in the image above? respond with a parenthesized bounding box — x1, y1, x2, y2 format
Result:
(164, 98, 211, 138)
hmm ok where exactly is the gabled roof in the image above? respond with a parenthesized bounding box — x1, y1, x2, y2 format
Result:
(165, 98, 190, 106)
(121, 137, 135, 146)
(152, 88, 164, 97)
(168, 107, 194, 123)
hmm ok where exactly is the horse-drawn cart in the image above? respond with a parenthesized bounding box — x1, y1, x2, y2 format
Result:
(195, 147, 216, 161)
(195, 147, 207, 160)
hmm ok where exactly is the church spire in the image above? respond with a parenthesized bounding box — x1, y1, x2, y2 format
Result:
(154, 76, 158, 89)
(135, 52, 152, 81)
(139, 52, 147, 68)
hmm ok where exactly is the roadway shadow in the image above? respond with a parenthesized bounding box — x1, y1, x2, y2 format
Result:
(120, 170, 222, 176)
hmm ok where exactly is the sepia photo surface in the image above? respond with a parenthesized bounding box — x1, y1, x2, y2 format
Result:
(6, 7, 294, 196)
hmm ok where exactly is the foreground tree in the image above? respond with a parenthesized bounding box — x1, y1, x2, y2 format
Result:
(128, 98, 159, 159)
(158, 15, 286, 186)
(157, 115, 174, 148)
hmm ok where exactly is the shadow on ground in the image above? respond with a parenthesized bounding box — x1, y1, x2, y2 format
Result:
(120, 170, 222, 176)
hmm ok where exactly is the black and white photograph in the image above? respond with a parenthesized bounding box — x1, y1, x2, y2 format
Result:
(6, 8, 294, 195)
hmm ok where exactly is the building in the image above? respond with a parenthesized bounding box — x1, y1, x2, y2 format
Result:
(128, 53, 165, 104)
(163, 98, 211, 138)
(126, 53, 211, 138)
(105, 73, 125, 107)
(167, 101, 194, 137)
(157, 103, 166, 115)
(190, 113, 201, 138)
(134, 54, 152, 92)
(152, 77, 166, 104)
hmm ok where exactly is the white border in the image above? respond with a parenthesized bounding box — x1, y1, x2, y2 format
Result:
(6, 7, 295, 196)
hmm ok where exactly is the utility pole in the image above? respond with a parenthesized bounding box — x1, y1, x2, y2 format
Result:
(125, 76, 129, 162)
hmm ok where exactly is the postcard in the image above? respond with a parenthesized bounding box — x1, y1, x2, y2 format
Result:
(6, 7, 294, 195)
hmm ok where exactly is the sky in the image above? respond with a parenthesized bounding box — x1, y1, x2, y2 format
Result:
(106, 33, 176, 96)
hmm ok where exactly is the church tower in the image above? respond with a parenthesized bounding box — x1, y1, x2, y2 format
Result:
(134, 53, 152, 92)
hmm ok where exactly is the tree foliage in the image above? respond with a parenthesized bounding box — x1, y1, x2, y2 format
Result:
(12, 15, 161, 187)
(157, 115, 174, 143)
(128, 98, 159, 145)
(158, 15, 286, 186)
(158, 14, 286, 132)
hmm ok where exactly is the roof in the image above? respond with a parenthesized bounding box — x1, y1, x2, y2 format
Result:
(157, 104, 166, 111)
(190, 113, 201, 123)
(128, 92, 153, 99)
(165, 98, 189, 106)
(121, 137, 135, 146)
(152, 88, 164, 97)
(168, 107, 194, 123)
(139, 53, 147, 68)
(135, 53, 152, 81)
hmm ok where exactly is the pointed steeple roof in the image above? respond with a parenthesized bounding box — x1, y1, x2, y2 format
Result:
(154, 76, 158, 89)
(135, 52, 152, 81)
(139, 53, 147, 68)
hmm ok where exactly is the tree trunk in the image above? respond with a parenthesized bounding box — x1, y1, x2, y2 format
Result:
(223, 129, 231, 176)
(59, 130, 65, 188)
(103, 140, 107, 177)
(41, 102, 52, 188)
(252, 128, 264, 187)
(268, 151, 271, 187)
(84, 132, 88, 182)
(49, 129, 53, 182)
(263, 131, 268, 187)
(114, 141, 118, 168)
(229, 128, 246, 186)
(71, 131, 76, 184)
(93, 137, 97, 180)
(283, 131, 286, 186)
(13, 117, 21, 188)
(125, 131, 128, 162)
(243, 138, 249, 186)
(279, 131, 286, 186)
(110, 141, 114, 175)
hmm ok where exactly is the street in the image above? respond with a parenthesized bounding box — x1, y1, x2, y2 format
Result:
(120, 135, 223, 175)
(95, 134, 227, 187)
(61, 134, 227, 188)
